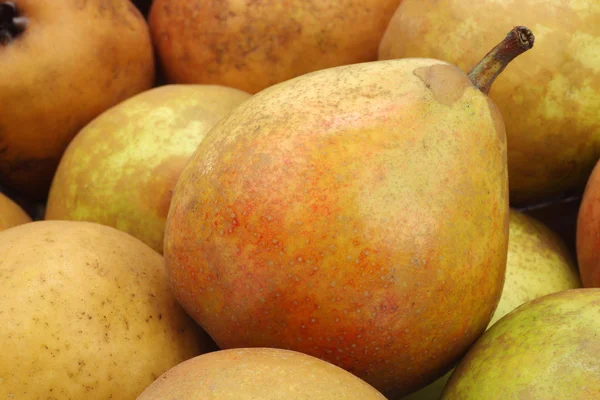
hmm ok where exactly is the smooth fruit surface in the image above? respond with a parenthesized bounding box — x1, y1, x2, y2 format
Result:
(148, 0, 403, 94)
(45, 84, 250, 253)
(379, 0, 600, 205)
(489, 210, 581, 325)
(164, 58, 509, 397)
(138, 348, 387, 399)
(0, 0, 155, 199)
(0, 192, 31, 231)
(441, 288, 600, 399)
(577, 160, 600, 287)
(0, 220, 212, 399)
(403, 209, 582, 399)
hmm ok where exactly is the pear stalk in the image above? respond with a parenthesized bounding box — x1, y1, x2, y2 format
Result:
(468, 26, 535, 94)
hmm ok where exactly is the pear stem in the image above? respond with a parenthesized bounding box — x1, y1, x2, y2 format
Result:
(0, 1, 28, 45)
(468, 26, 535, 95)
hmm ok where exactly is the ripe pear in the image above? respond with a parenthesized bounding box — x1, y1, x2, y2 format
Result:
(490, 210, 582, 325)
(148, 0, 403, 94)
(45, 84, 251, 254)
(378, 0, 600, 206)
(441, 288, 600, 399)
(0, 0, 155, 200)
(402, 209, 582, 399)
(0, 192, 31, 231)
(138, 348, 386, 400)
(0, 220, 215, 399)
(577, 159, 600, 287)
(164, 27, 535, 397)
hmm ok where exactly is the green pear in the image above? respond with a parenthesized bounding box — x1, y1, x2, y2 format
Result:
(441, 288, 600, 399)
(490, 210, 582, 325)
(402, 209, 582, 399)
(45, 85, 251, 254)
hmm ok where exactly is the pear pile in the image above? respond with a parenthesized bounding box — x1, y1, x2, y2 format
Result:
(0, 1, 598, 399)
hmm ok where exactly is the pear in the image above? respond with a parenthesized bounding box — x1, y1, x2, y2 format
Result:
(45, 84, 251, 254)
(0, 0, 155, 200)
(138, 348, 386, 399)
(577, 159, 600, 287)
(441, 288, 600, 399)
(0, 220, 214, 398)
(491, 210, 582, 325)
(163, 27, 534, 397)
(378, 0, 600, 206)
(402, 209, 582, 399)
(0, 192, 31, 232)
(148, 0, 403, 94)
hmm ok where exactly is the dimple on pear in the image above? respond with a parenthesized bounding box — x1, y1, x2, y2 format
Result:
(164, 27, 535, 398)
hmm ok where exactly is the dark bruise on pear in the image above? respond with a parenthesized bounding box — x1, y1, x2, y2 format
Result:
(0, 1, 28, 45)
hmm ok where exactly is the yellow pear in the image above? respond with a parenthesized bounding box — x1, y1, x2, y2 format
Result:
(138, 348, 386, 399)
(0, 220, 215, 399)
(379, 0, 600, 205)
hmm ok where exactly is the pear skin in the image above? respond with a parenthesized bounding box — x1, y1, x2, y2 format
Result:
(0, 0, 155, 200)
(379, 0, 600, 205)
(441, 289, 600, 399)
(138, 348, 386, 399)
(45, 84, 251, 254)
(149, 0, 403, 94)
(0, 192, 31, 232)
(0, 220, 214, 398)
(401, 209, 582, 399)
(577, 160, 600, 287)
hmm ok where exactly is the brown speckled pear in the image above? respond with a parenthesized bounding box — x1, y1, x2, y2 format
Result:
(0, 220, 215, 399)
(378, 0, 600, 206)
(0, 0, 155, 200)
(164, 27, 534, 398)
(138, 348, 387, 399)
(148, 0, 403, 94)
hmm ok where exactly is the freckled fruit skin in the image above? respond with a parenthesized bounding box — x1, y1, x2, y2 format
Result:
(441, 288, 600, 399)
(0, 0, 155, 200)
(0, 220, 214, 399)
(44, 84, 250, 254)
(0, 192, 31, 231)
(148, 0, 403, 94)
(379, 0, 600, 206)
(577, 160, 600, 287)
(403, 209, 581, 400)
(164, 58, 509, 398)
(138, 348, 387, 399)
